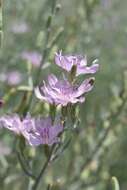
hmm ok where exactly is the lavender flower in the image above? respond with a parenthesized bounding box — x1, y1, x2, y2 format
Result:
(0, 114, 63, 146)
(35, 74, 94, 106)
(28, 117, 63, 146)
(6, 71, 22, 86)
(55, 51, 99, 76)
(0, 114, 26, 135)
(21, 51, 42, 67)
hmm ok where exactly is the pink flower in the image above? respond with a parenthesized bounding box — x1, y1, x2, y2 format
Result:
(55, 51, 99, 76)
(6, 71, 22, 86)
(0, 114, 63, 146)
(35, 74, 94, 106)
(21, 51, 42, 67)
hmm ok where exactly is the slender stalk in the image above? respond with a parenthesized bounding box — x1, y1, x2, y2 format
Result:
(23, 0, 57, 115)
(32, 146, 55, 190)
(0, 0, 3, 47)
(34, 0, 57, 86)
(16, 137, 36, 180)
(16, 150, 36, 180)
(47, 184, 52, 190)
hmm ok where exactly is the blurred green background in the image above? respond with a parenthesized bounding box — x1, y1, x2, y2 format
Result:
(0, 0, 127, 190)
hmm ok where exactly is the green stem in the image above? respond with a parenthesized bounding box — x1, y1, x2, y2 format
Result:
(32, 146, 54, 190)
(16, 137, 36, 180)
(0, 0, 3, 48)
(16, 150, 36, 180)
(23, 0, 57, 115)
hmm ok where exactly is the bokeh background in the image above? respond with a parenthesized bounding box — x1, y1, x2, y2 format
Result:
(0, 0, 127, 189)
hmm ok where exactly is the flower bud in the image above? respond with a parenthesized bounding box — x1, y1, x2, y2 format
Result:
(55, 4, 61, 13)
(70, 64, 77, 83)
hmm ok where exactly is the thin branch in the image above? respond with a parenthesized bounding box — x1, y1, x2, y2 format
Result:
(23, 0, 57, 115)
(16, 151, 36, 180)
(0, 0, 3, 47)
(32, 146, 55, 190)
(47, 184, 52, 190)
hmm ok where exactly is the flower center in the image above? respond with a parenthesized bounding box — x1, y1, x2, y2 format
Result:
(41, 127, 50, 144)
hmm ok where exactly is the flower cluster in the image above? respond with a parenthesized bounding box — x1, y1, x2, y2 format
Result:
(35, 74, 94, 106)
(35, 51, 99, 106)
(0, 51, 99, 147)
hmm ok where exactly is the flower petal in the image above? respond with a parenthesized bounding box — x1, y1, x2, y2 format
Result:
(75, 78, 95, 97)
(77, 64, 99, 76)
(48, 74, 58, 86)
